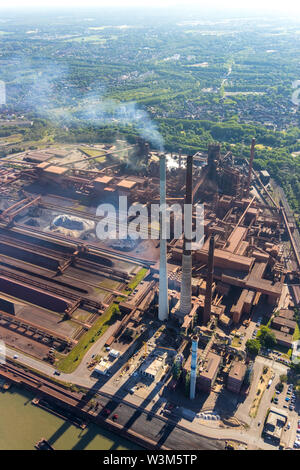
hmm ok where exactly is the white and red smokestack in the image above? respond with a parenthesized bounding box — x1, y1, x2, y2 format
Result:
(179, 155, 193, 316)
(158, 154, 169, 321)
(203, 235, 215, 325)
(246, 138, 256, 197)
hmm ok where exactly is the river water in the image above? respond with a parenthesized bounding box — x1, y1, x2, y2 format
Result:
(0, 387, 139, 450)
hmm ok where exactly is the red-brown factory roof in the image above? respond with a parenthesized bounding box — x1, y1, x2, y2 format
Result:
(247, 261, 267, 281)
(271, 329, 294, 347)
(226, 227, 247, 253)
(228, 361, 247, 381)
(231, 289, 249, 315)
(272, 316, 297, 331)
(117, 179, 137, 189)
(245, 278, 282, 297)
(36, 161, 51, 169)
(197, 248, 254, 272)
(43, 165, 68, 175)
(94, 175, 113, 184)
(291, 285, 300, 306)
(199, 352, 221, 380)
(278, 309, 295, 320)
(236, 241, 249, 256)
(24, 152, 53, 163)
(247, 207, 259, 216)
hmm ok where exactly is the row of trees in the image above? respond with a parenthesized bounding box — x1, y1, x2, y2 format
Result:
(246, 326, 277, 356)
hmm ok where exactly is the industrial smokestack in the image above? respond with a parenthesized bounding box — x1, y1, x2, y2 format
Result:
(178, 148, 182, 168)
(246, 138, 256, 197)
(179, 155, 193, 316)
(207, 143, 220, 180)
(158, 154, 169, 321)
(190, 335, 198, 400)
(203, 235, 215, 325)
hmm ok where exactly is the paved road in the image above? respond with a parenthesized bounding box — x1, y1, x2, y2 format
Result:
(6, 345, 286, 450)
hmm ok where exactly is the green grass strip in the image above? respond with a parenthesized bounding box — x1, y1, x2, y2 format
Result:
(56, 268, 148, 373)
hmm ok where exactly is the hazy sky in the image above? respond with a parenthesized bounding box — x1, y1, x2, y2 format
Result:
(0, 0, 299, 14)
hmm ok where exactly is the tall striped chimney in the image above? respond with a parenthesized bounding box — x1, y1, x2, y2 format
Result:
(203, 235, 215, 325)
(158, 154, 169, 321)
(178, 148, 182, 168)
(179, 155, 193, 316)
(246, 138, 256, 197)
(190, 335, 198, 400)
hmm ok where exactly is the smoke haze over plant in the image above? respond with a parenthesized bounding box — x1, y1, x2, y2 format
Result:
(7, 58, 164, 151)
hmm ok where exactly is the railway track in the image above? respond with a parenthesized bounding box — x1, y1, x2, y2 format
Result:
(0, 232, 71, 263)
(0, 310, 74, 344)
(0, 266, 103, 311)
(0, 230, 132, 283)
(0, 222, 155, 267)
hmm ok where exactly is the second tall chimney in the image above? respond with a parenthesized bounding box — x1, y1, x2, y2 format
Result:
(158, 154, 169, 321)
(203, 235, 215, 325)
(179, 155, 193, 316)
(246, 138, 256, 197)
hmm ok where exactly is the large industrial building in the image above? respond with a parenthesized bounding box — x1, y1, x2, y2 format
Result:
(227, 361, 247, 394)
(0, 136, 299, 405)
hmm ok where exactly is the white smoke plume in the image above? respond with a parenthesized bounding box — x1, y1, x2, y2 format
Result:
(8, 58, 164, 151)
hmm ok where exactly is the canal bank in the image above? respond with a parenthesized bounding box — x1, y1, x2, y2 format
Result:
(0, 361, 230, 450)
(0, 387, 140, 450)
(0, 362, 170, 449)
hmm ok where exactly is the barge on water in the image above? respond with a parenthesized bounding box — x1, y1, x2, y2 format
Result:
(0, 378, 11, 391)
(31, 396, 87, 429)
(35, 438, 55, 450)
